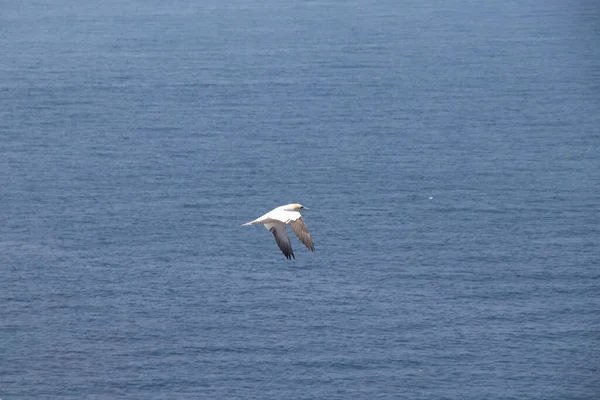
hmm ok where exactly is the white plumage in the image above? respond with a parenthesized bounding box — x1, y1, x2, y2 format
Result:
(242, 203, 315, 260)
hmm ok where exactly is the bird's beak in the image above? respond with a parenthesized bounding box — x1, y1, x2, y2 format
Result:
(302, 207, 310, 211)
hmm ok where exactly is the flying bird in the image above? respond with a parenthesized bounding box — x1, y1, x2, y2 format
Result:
(242, 203, 315, 259)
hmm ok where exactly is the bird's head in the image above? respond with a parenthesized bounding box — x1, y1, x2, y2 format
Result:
(285, 203, 309, 211)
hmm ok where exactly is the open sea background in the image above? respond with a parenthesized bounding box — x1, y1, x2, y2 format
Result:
(1, 0, 599, 398)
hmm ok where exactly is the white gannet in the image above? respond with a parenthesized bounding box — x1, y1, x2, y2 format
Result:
(242, 203, 315, 260)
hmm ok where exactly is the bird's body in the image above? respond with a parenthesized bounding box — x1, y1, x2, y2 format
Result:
(242, 203, 315, 259)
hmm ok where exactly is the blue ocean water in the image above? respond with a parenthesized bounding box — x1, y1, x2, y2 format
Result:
(1, 0, 599, 398)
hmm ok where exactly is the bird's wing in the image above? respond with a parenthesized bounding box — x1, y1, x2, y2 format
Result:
(289, 217, 315, 252)
(264, 222, 295, 260)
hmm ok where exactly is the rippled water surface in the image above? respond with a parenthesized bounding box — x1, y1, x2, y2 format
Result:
(1, 0, 599, 398)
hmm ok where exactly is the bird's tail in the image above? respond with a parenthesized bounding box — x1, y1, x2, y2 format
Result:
(241, 220, 256, 226)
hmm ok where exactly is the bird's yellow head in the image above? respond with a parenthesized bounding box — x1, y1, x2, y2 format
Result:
(284, 203, 309, 211)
